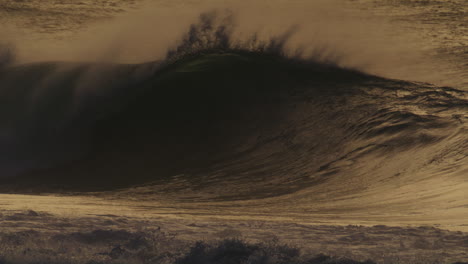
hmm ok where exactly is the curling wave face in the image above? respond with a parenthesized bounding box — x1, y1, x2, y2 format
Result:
(1, 50, 466, 189)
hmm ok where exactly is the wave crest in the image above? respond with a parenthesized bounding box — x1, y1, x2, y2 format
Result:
(165, 10, 339, 65)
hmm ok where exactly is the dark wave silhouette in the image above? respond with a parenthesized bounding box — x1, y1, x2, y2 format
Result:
(0, 12, 466, 197)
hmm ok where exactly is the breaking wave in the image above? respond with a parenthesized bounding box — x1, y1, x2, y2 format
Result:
(0, 12, 466, 206)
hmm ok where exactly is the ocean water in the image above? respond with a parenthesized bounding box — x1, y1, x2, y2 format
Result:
(0, 1, 467, 263)
(354, 0, 467, 88)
